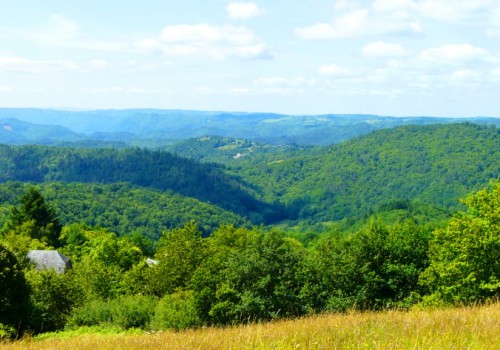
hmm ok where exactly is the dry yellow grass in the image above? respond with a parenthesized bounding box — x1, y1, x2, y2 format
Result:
(2, 303, 499, 350)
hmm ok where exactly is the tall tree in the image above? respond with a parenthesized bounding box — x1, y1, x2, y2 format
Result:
(0, 243, 31, 335)
(5, 187, 62, 248)
(420, 181, 500, 305)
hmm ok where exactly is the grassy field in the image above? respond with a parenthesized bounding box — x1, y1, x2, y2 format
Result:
(2, 303, 499, 350)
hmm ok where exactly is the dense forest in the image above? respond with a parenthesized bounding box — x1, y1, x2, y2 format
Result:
(0, 123, 498, 230)
(0, 121, 499, 339)
(0, 182, 498, 338)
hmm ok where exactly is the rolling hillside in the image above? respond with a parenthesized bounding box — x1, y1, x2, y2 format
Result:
(0, 123, 498, 228)
(245, 123, 499, 222)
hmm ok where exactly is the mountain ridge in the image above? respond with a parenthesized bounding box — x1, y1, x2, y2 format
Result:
(1, 108, 499, 146)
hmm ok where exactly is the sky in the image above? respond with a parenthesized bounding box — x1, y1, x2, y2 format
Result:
(1, 0, 500, 117)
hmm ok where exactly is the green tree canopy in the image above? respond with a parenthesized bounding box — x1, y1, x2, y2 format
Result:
(4, 187, 62, 248)
(0, 243, 31, 334)
(420, 181, 500, 305)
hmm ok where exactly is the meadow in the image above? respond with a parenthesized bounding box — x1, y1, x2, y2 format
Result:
(2, 302, 498, 350)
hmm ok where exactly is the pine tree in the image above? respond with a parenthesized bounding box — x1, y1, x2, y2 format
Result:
(5, 187, 62, 248)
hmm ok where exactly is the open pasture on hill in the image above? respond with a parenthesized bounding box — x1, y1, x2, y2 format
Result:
(2, 302, 499, 350)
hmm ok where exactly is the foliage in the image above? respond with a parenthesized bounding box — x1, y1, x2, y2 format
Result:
(150, 290, 201, 330)
(0, 243, 31, 335)
(68, 295, 156, 330)
(25, 268, 77, 333)
(0, 145, 282, 224)
(64, 227, 144, 301)
(420, 181, 500, 305)
(191, 226, 305, 325)
(3, 187, 61, 248)
(234, 123, 500, 224)
(299, 220, 431, 312)
(148, 221, 205, 297)
(0, 182, 248, 240)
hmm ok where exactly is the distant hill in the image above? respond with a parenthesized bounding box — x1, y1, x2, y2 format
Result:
(0, 145, 284, 223)
(0, 118, 83, 144)
(165, 135, 308, 164)
(0, 123, 498, 229)
(239, 123, 500, 223)
(1, 108, 499, 146)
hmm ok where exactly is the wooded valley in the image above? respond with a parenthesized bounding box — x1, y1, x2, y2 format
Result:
(0, 120, 498, 339)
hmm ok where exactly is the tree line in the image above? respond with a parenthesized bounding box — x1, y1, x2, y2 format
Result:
(1, 182, 498, 338)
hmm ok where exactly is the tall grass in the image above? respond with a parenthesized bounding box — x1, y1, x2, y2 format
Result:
(2, 302, 499, 349)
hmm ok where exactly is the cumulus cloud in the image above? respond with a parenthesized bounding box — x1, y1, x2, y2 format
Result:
(420, 44, 490, 64)
(296, 0, 496, 40)
(318, 64, 353, 77)
(227, 2, 264, 19)
(362, 41, 408, 58)
(295, 4, 421, 39)
(154, 24, 272, 60)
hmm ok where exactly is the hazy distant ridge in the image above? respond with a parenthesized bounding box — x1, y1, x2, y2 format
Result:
(1, 108, 499, 146)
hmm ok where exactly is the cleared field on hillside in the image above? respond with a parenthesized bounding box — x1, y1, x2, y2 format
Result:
(2, 303, 499, 350)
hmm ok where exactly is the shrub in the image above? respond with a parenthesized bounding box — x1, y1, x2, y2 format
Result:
(150, 290, 201, 330)
(68, 295, 156, 330)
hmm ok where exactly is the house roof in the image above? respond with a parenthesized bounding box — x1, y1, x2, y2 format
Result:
(27, 250, 72, 274)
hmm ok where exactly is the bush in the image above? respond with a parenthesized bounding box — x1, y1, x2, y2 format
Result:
(150, 290, 201, 330)
(25, 269, 76, 333)
(68, 295, 156, 330)
(0, 323, 16, 341)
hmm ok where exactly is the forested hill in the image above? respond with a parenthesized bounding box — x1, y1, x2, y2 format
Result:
(230, 123, 499, 223)
(0, 146, 283, 223)
(0, 182, 247, 239)
(0, 123, 498, 228)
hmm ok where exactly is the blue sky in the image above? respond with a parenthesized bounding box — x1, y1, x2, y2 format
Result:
(1, 0, 500, 116)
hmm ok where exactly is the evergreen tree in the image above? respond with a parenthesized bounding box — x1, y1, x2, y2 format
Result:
(5, 187, 62, 248)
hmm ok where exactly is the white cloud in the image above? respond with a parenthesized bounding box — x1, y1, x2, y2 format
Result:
(485, 5, 500, 37)
(415, 0, 493, 22)
(374, 0, 494, 21)
(451, 69, 481, 81)
(159, 24, 272, 60)
(420, 44, 490, 64)
(0, 56, 80, 73)
(296, 0, 497, 40)
(362, 41, 407, 58)
(318, 64, 352, 77)
(0, 85, 16, 92)
(87, 59, 108, 69)
(133, 39, 164, 54)
(254, 77, 315, 87)
(295, 7, 421, 39)
(227, 2, 264, 19)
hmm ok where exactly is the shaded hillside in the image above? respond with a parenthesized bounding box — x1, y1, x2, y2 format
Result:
(0, 146, 284, 223)
(0, 182, 247, 239)
(0, 118, 83, 144)
(235, 123, 500, 222)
